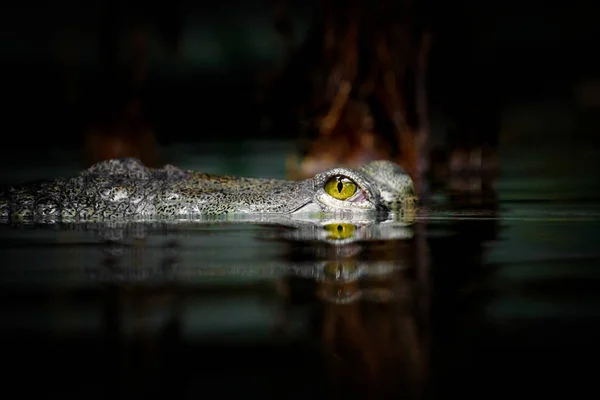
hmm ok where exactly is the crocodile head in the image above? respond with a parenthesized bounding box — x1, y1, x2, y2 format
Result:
(291, 160, 417, 215)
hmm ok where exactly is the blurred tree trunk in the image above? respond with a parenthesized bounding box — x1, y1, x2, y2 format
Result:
(83, 1, 185, 168)
(264, 0, 499, 195)
(263, 0, 430, 189)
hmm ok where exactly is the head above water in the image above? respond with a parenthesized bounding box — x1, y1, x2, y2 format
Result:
(0, 158, 417, 223)
(294, 160, 417, 214)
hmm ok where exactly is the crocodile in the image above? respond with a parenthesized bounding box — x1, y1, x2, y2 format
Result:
(0, 158, 417, 223)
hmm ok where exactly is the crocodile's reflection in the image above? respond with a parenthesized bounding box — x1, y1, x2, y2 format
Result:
(314, 260, 425, 399)
(272, 220, 425, 399)
(83, 216, 415, 281)
(81, 216, 425, 398)
(275, 218, 414, 244)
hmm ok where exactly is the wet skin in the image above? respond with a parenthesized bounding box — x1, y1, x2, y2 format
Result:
(0, 158, 417, 223)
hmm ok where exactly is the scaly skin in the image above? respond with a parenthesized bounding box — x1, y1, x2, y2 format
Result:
(0, 158, 417, 223)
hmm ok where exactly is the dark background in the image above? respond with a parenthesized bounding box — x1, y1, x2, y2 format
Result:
(3, 0, 599, 150)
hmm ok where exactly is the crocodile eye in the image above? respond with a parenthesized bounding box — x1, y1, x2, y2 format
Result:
(324, 176, 357, 200)
(323, 223, 356, 240)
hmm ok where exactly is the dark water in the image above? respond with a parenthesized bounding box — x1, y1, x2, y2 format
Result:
(0, 140, 599, 399)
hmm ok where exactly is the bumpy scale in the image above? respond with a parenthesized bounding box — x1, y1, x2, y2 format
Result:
(0, 158, 417, 222)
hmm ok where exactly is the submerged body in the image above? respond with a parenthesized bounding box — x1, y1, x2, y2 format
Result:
(0, 158, 416, 223)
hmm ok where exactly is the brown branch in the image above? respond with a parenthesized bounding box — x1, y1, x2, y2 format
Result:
(416, 32, 433, 179)
(319, 14, 359, 137)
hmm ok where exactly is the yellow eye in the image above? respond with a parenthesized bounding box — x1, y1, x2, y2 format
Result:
(323, 223, 356, 240)
(324, 176, 357, 200)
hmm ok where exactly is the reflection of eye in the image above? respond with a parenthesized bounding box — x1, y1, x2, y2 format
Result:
(324, 176, 357, 200)
(324, 223, 356, 240)
(323, 260, 359, 280)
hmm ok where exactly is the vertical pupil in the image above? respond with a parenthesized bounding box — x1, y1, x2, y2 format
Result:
(337, 181, 343, 193)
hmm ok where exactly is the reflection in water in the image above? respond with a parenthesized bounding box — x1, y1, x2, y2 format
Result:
(274, 220, 427, 399)
(65, 214, 426, 399)
(0, 195, 512, 399)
